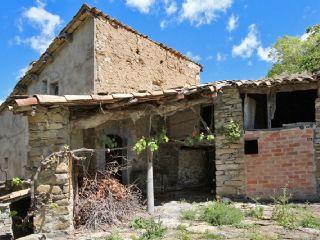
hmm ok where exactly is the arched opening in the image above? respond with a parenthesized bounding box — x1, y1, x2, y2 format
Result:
(104, 135, 126, 183)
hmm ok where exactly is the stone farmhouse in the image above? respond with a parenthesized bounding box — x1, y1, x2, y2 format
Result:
(1, 4, 320, 237)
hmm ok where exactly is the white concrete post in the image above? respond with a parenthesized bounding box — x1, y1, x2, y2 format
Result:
(147, 147, 154, 214)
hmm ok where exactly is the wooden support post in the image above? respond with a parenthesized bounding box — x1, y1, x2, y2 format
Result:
(147, 147, 154, 214)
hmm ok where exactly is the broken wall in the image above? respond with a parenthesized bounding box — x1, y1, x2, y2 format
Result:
(245, 127, 317, 200)
(28, 107, 73, 235)
(94, 16, 201, 94)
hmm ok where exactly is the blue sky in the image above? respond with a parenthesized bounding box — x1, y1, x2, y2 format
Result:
(0, 0, 319, 102)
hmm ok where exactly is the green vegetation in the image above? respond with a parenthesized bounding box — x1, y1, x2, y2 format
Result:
(249, 231, 278, 240)
(201, 231, 223, 240)
(131, 217, 166, 239)
(247, 205, 264, 220)
(299, 212, 320, 229)
(9, 210, 18, 217)
(184, 133, 215, 146)
(225, 120, 241, 142)
(181, 201, 244, 226)
(106, 234, 123, 240)
(200, 202, 244, 226)
(180, 209, 197, 221)
(133, 131, 169, 154)
(11, 177, 23, 187)
(49, 203, 58, 209)
(267, 24, 320, 77)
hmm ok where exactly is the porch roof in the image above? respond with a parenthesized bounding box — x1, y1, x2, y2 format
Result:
(10, 72, 320, 112)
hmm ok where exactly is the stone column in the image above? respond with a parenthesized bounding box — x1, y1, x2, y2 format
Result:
(214, 87, 246, 198)
(27, 107, 73, 236)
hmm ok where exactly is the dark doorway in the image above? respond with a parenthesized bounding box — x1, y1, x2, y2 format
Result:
(10, 197, 33, 239)
(105, 135, 125, 182)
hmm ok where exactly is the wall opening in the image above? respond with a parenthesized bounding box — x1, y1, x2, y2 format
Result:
(50, 82, 59, 95)
(200, 105, 214, 132)
(10, 197, 33, 239)
(105, 135, 125, 183)
(245, 139, 258, 154)
(242, 94, 268, 130)
(271, 90, 317, 128)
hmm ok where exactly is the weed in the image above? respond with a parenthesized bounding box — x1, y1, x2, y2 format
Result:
(176, 225, 191, 240)
(106, 233, 123, 240)
(9, 210, 18, 217)
(201, 230, 223, 240)
(12, 177, 23, 187)
(299, 212, 320, 229)
(131, 217, 150, 229)
(271, 187, 297, 229)
(247, 205, 264, 219)
(200, 202, 244, 226)
(180, 209, 197, 221)
(131, 217, 166, 239)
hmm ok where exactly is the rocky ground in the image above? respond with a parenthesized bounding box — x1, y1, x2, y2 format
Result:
(72, 200, 320, 240)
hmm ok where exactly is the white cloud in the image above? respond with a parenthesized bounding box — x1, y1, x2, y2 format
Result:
(16, 66, 30, 80)
(257, 46, 273, 62)
(126, 0, 156, 13)
(232, 24, 260, 58)
(15, 0, 62, 54)
(227, 13, 238, 32)
(160, 20, 168, 29)
(216, 52, 227, 61)
(186, 51, 202, 61)
(164, 0, 178, 15)
(180, 0, 233, 26)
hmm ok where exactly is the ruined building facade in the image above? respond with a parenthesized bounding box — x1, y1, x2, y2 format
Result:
(1, 7, 320, 236)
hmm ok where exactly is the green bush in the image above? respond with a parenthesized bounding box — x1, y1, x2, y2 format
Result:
(300, 213, 320, 229)
(247, 205, 264, 219)
(201, 231, 223, 239)
(106, 234, 123, 240)
(200, 202, 244, 226)
(180, 209, 197, 221)
(131, 217, 166, 240)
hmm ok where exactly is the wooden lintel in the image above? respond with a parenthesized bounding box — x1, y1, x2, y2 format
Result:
(72, 98, 212, 129)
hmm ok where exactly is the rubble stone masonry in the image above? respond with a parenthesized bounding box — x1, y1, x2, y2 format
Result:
(28, 107, 73, 236)
(245, 127, 317, 200)
(94, 17, 201, 93)
(214, 87, 246, 197)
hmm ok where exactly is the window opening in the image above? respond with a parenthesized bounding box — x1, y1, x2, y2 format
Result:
(245, 140, 258, 154)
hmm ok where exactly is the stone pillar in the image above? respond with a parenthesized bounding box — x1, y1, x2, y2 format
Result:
(0, 203, 13, 238)
(214, 87, 246, 198)
(27, 107, 73, 236)
(314, 98, 320, 196)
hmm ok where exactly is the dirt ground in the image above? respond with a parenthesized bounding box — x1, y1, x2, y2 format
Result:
(73, 200, 320, 240)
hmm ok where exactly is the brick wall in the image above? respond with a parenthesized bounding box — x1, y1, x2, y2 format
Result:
(245, 127, 317, 200)
(314, 98, 320, 193)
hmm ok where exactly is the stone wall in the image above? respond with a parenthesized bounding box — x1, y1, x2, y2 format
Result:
(214, 87, 245, 197)
(314, 98, 320, 195)
(0, 203, 12, 238)
(94, 17, 201, 94)
(28, 107, 73, 235)
(245, 127, 317, 200)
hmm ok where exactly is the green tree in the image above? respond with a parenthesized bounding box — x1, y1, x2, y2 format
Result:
(267, 25, 320, 77)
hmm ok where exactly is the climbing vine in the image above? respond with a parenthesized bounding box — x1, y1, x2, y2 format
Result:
(225, 120, 241, 142)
